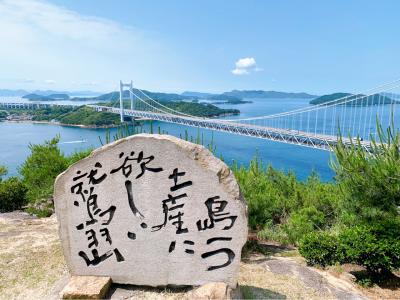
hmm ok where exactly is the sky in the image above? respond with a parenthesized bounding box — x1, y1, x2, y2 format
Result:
(0, 0, 399, 94)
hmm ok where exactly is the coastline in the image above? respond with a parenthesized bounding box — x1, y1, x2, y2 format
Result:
(3, 120, 121, 129)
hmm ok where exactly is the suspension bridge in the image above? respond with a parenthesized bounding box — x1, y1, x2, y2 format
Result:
(2, 80, 399, 151)
(88, 80, 400, 151)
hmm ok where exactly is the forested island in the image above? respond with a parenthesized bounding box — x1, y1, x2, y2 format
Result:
(104, 99, 240, 118)
(2, 100, 239, 127)
(223, 90, 317, 99)
(23, 93, 70, 101)
(310, 92, 399, 106)
(76, 90, 250, 105)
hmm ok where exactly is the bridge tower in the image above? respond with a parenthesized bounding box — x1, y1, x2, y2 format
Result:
(129, 80, 134, 110)
(119, 80, 136, 123)
(119, 80, 124, 122)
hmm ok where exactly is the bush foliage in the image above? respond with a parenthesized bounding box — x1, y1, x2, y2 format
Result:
(299, 221, 400, 274)
(234, 124, 400, 274)
(19, 136, 92, 203)
(233, 159, 340, 245)
(299, 231, 341, 267)
(0, 165, 28, 212)
(0, 177, 27, 212)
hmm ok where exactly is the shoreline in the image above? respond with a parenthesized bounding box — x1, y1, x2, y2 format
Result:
(2, 110, 241, 128)
(3, 120, 121, 129)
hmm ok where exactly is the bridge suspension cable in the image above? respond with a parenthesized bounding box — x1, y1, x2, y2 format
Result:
(97, 78, 400, 151)
(222, 79, 400, 121)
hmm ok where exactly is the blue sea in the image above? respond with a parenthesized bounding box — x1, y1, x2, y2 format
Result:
(0, 97, 337, 181)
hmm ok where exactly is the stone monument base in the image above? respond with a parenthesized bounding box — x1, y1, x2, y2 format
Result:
(60, 276, 112, 299)
(59, 276, 242, 299)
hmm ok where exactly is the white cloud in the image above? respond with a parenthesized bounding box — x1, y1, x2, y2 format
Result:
(0, 0, 164, 91)
(232, 68, 249, 75)
(231, 57, 262, 75)
(235, 57, 256, 69)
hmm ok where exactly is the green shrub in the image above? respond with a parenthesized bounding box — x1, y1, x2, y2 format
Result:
(299, 231, 341, 267)
(300, 221, 400, 274)
(19, 136, 92, 205)
(67, 148, 93, 166)
(332, 125, 400, 222)
(257, 221, 290, 246)
(0, 165, 7, 180)
(338, 224, 400, 273)
(19, 136, 69, 202)
(284, 206, 325, 245)
(0, 177, 27, 212)
(233, 157, 340, 245)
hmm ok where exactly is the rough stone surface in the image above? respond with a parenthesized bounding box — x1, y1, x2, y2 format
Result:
(60, 276, 111, 299)
(186, 282, 235, 300)
(54, 134, 248, 288)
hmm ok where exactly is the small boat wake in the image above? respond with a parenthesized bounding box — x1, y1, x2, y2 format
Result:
(60, 140, 88, 144)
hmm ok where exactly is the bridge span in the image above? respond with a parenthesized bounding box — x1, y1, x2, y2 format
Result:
(88, 105, 371, 151)
(0, 102, 63, 110)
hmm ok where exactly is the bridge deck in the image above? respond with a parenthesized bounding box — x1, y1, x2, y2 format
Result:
(89, 105, 372, 151)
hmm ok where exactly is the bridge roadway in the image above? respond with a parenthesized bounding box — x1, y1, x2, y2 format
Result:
(89, 105, 371, 151)
(0, 102, 63, 109)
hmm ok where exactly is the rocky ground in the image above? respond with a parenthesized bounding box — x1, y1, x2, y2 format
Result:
(0, 212, 398, 300)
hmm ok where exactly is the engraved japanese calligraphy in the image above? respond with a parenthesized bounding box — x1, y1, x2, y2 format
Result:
(54, 134, 248, 288)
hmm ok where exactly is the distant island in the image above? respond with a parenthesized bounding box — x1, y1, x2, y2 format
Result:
(222, 90, 317, 99)
(80, 90, 250, 105)
(0, 89, 101, 97)
(182, 90, 317, 103)
(10, 88, 318, 105)
(91, 89, 317, 105)
(310, 93, 400, 106)
(23, 93, 70, 101)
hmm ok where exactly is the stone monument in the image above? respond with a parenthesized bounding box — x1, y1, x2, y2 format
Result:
(54, 134, 248, 290)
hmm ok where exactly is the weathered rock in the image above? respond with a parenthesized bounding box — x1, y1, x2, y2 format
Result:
(54, 134, 248, 288)
(60, 276, 111, 299)
(186, 282, 236, 300)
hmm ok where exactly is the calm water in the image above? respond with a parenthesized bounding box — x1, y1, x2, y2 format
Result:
(0, 97, 338, 181)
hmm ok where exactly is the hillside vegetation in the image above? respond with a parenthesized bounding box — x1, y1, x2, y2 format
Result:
(105, 99, 240, 118)
(23, 93, 70, 101)
(310, 93, 399, 106)
(224, 90, 317, 99)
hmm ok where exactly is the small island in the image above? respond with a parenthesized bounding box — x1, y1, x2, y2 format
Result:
(207, 94, 252, 104)
(223, 90, 317, 99)
(310, 93, 399, 106)
(23, 93, 70, 101)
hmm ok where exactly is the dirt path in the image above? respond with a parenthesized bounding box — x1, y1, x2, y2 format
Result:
(0, 212, 67, 300)
(0, 212, 394, 299)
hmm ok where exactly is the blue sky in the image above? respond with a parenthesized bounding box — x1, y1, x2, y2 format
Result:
(0, 0, 399, 94)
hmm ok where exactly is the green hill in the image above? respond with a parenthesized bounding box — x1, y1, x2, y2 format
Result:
(310, 93, 399, 106)
(105, 99, 240, 118)
(23, 93, 70, 101)
(92, 90, 189, 102)
(223, 90, 317, 99)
